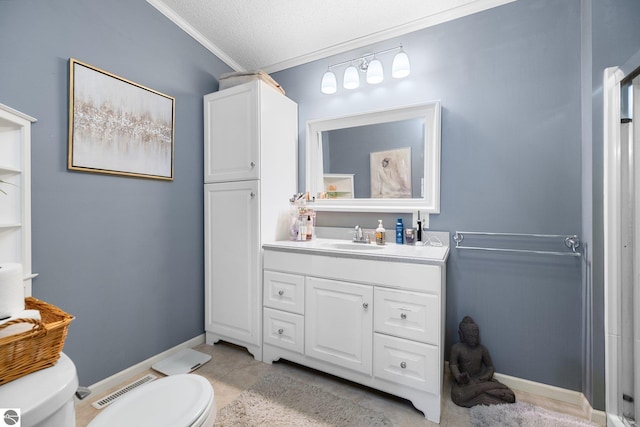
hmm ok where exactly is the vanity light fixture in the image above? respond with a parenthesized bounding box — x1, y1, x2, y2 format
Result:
(392, 48, 411, 78)
(366, 57, 384, 84)
(343, 63, 360, 90)
(320, 45, 410, 94)
(320, 68, 337, 94)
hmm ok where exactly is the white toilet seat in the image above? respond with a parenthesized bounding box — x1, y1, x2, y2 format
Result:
(88, 374, 215, 427)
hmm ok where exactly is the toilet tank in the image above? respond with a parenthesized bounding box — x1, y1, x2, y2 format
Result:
(0, 352, 78, 427)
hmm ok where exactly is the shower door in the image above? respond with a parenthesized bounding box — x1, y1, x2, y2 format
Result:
(605, 67, 640, 427)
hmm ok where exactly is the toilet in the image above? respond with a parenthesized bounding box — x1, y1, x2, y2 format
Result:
(0, 352, 79, 427)
(87, 374, 216, 427)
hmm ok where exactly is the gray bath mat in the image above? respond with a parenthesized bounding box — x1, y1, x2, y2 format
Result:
(214, 373, 393, 426)
(470, 401, 599, 427)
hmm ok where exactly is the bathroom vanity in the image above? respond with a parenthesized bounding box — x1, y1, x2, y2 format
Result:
(261, 236, 448, 423)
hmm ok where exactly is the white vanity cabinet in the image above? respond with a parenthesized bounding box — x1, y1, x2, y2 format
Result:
(204, 80, 297, 360)
(262, 243, 447, 423)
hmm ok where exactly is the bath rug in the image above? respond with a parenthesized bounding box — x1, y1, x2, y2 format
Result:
(214, 373, 393, 426)
(470, 401, 599, 427)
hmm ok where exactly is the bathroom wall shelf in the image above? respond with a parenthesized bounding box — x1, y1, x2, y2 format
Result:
(0, 103, 36, 296)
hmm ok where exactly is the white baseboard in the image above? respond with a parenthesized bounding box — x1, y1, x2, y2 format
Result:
(84, 334, 205, 397)
(445, 362, 605, 425)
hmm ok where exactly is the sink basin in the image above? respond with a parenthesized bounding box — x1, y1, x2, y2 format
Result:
(323, 242, 385, 251)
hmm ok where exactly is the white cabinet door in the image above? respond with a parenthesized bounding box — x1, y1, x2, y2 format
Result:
(305, 277, 373, 374)
(204, 181, 260, 346)
(204, 83, 259, 183)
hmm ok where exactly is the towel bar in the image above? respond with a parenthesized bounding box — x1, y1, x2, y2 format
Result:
(452, 231, 582, 257)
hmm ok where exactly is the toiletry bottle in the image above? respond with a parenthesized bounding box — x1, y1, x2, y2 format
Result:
(306, 215, 313, 240)
(416, 212, 422, 242)
(396, 218, 404, 244)
(375, 220, 386, 245)
(298, 216, 307, 240)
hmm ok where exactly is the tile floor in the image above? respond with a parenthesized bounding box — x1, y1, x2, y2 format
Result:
(75, 341, 596, 426)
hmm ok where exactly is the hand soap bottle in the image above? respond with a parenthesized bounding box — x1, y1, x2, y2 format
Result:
(375, 220, 386, 245)
(396, 218, 404, 244)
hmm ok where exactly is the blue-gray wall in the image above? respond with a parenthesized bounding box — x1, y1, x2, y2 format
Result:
(273, 0, 640, 410)
(4, 0, 640, 412)
(0, 0, 230, 386)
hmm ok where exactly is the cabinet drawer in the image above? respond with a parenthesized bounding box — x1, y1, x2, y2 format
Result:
(374, 288, 439, 345)
(263, 270, 304, 314)
(373, 333, 439, 394)
(263, 308, 304, 354)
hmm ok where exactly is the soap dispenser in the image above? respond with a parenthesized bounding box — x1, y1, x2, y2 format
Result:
(375, 220, 386, 245)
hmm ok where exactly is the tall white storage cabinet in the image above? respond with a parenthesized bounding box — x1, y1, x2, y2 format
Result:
(204, 80, 297, 360)
(0, 104, 35, 297)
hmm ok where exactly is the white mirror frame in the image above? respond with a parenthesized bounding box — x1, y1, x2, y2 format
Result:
(306, 101, 441, 213)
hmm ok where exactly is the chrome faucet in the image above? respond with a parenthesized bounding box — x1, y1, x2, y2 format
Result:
(352, 225, 370, 243)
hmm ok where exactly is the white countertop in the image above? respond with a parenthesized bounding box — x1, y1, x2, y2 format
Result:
(263, 237, 449, 265)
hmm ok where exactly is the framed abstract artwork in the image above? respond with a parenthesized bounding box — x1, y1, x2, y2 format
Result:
(370, 147, 412, 198)
(68, 58, 175, 180)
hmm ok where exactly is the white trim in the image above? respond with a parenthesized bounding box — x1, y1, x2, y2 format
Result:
(145, 0, 246, 72)
(603, 65, 626, 424)
(83, 334, 205, 397)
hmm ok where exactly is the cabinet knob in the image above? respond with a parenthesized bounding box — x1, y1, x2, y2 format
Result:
(278, 290, 284, 296)
(400, 313, 407, 320)
(278, 328, 284, 335)
(250, 192, 256, 198)
(400, 361, 407, 369)
(362, 302, 369, 309)
(250, 161, 256, 168)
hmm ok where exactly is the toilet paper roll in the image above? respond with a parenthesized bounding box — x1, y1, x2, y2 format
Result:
(0, 309, 41, 339)
(0, 263, 24, 319)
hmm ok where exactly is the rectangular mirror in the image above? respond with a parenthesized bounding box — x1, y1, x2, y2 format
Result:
(306, 101, 441, 213)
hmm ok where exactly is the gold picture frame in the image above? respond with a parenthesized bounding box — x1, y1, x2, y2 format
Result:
(68, 58, 175, 180)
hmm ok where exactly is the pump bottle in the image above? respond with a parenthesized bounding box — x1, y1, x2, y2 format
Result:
(375, 220, 386, 245)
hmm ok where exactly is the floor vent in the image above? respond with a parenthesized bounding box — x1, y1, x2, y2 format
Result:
(91, 374, 157, 409)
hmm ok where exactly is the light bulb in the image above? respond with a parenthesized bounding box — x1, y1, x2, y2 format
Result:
(366, 58, 384, 84)
(343, 65, 360, 90)
(321, 70, 337, 94)
(392, 50, 411, 79)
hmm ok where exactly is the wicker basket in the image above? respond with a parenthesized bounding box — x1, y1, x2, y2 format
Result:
(0, 297, 74, 385)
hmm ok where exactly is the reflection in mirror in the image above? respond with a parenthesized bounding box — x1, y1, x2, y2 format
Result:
(306, 102, 441, 213)
(322, 118, 424, 199)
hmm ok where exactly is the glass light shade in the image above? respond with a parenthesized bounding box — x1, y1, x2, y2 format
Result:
(366, 58, 384, 84)
(392, 50, 411, 78)
(343, 65, 360, 89)
(321, 70, 337, 94)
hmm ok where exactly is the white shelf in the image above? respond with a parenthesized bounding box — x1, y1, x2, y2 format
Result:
(323, 174, 354, 199)
(0, 103, 36, 297)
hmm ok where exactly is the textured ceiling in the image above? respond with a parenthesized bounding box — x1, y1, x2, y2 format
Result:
(147, 0, 515, 73)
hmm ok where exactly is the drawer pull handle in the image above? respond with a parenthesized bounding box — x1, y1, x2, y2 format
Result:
(362, 303, 369, 309)
(400, 361, 407, 369)
(278, 290, 284, 296)
(400, 313, 407, 320)
(278, 328, 284, 335)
